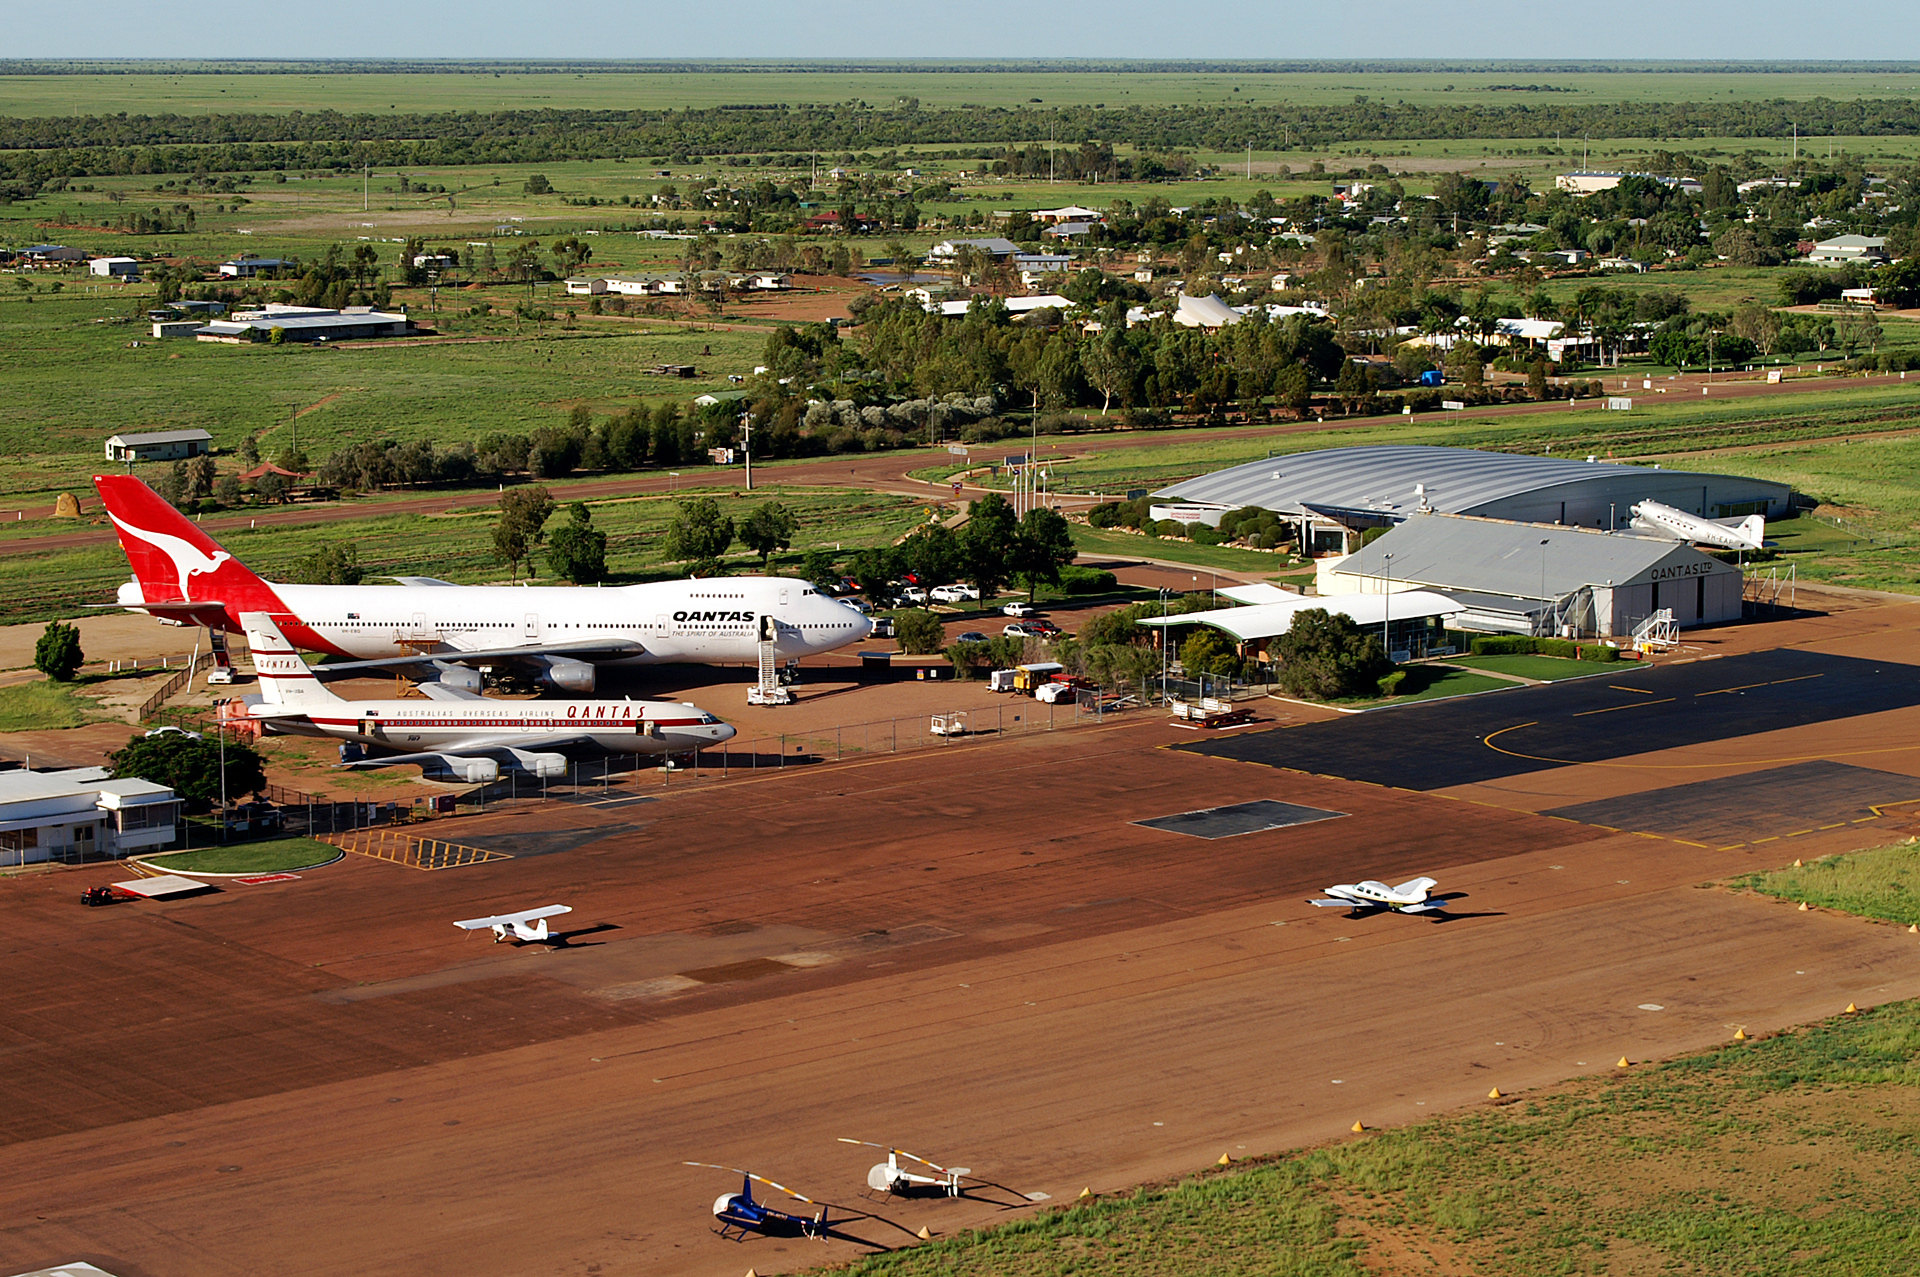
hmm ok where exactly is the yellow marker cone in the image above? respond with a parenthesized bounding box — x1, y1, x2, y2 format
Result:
(1793, 859, 1803, 867)
(1488, 1087, 1502, 1099)
(1846, 1002, 1859, 1013)
(1798, 902, 1810, 911)
(1734, 1028, 1748, 1041)
(1616, 1056, 1631, 1068)
(1351, 1120, 1366, 1133)
(1217, 1153, 1232, 1167)
(916, 1225, 932, 1240)
(1909, 924, 1917, 934)
(746, 1270, 758, 1277)
(1078, 1187, 1093, 1200)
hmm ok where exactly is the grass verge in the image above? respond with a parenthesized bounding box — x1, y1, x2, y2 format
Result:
(144, 837, 341, 875)
(846, 998, 1920, 1277)
(0, 679, 95, 731)
(1732, 839, 1920, 926)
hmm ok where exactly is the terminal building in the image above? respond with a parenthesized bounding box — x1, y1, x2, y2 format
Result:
(0, 768, 179, 867)
(1152, 445, 1792, 555)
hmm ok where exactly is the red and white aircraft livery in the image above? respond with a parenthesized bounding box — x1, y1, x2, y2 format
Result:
(240, 611, 734, 782)
(93, 475, 872, 692)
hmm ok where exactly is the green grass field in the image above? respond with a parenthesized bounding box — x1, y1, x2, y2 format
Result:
(144, 836, 341, 874)
(0, 679, 95, 730)
(1735, 840, 1920, 925)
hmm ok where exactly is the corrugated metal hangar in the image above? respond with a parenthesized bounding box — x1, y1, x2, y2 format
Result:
(1323, 513, 1745, 638)
(1153, 445, 1792, 554)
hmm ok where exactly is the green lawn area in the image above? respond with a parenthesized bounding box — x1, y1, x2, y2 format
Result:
(1733, 840, 1920, 926)
(1345, 664, 1512, 707)
(1071, 525, 1298, 576)
(1447, 653, 1614, 681)
(0, 679, 95, 731)
(144, 837, 340, 875)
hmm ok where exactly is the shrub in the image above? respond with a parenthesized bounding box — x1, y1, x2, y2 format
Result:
(1577, 644, 1620, 662)
(893, 609, 947, 654)
(1377, 670, 1407, 697)
(1470, 635, 1535, 655)
(1059, 566, 1118, 594)
(1535, 637, 1579, 659)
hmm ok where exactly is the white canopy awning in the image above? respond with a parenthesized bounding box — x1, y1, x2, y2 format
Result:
(1139, 590, 1464, 642)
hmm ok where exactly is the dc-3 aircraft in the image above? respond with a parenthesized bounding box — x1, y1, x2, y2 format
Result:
(239, 611, 735, 781)
(453, 904, 572, 943)
(1630, 499, 1766, 552)
(93, 474, 872, 692)
(1308, 876, 1452, 916)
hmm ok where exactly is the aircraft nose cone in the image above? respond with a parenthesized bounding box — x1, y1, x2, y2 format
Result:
(713, 723, 738, 743)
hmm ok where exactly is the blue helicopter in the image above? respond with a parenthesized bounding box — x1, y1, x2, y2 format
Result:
(685, 1162, 832, 1241)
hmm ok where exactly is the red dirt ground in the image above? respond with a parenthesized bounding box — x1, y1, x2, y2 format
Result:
(2, 599, 1918, 1277)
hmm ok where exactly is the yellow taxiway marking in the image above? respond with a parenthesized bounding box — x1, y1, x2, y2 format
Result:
(1609, 684, 1658, 695)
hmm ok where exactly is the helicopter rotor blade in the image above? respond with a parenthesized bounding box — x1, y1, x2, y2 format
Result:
(837, 1137, 949, 1174)
(682, 1161, 816, 1204)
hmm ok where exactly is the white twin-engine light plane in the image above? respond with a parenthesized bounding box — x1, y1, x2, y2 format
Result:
(1308, 876, 1451, 916)
(93, 475, 872, 693)
(239, 611, 734, 782)
(454, 904, 572, 944)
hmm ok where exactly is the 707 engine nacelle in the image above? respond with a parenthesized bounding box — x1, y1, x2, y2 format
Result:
(506, 749, 570, 779)
(539, 657, 597, 693)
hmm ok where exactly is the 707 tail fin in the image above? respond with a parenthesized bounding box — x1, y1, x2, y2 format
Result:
(239, 611, 341, 707)
(91, 475, 284, 617)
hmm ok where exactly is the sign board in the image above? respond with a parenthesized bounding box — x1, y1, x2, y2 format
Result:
(1004, 454, 1029, 467)
(951, 481, 962, 494)
(947, 444, 968, 455)
(1606, 397, 1633, 411)
(1441, 400, 1466, 411)
(1767, 370, 1783, 384)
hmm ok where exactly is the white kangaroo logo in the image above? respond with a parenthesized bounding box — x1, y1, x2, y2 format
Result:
(108, 513, 232, 600)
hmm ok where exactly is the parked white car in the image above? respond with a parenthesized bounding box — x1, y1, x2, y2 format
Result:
(843, 598, 874, 615)
(931, 583, 981, 603)
(900, 586, 930, 606)
(1002, 602, 1036, 617)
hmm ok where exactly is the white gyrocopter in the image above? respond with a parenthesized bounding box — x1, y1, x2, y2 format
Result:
(839, 1139, 970, 1197)
(1307, 877, 1451, 917)
(453, 904, 573, 943)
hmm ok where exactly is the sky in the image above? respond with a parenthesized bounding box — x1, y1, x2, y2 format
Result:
(25, 1, 1920, 61)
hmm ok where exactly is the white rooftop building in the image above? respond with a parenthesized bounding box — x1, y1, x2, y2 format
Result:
(0, 767, 179, 866)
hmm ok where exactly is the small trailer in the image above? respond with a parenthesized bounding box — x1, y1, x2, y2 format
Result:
(1168, 696, 1254, 728)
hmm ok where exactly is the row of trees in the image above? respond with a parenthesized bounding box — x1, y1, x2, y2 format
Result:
(10, 99, 1920, 183)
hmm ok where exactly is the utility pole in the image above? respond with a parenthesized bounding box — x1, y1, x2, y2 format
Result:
(364, 163, 369, 212)
(740, 413, 753, 491)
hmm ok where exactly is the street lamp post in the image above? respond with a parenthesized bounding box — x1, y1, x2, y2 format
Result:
(1158, 586, 1171, 704)
(740, 413, 754, 491)
(1540, 538, 1551, 635)
(1382, 552, 1393, 660)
